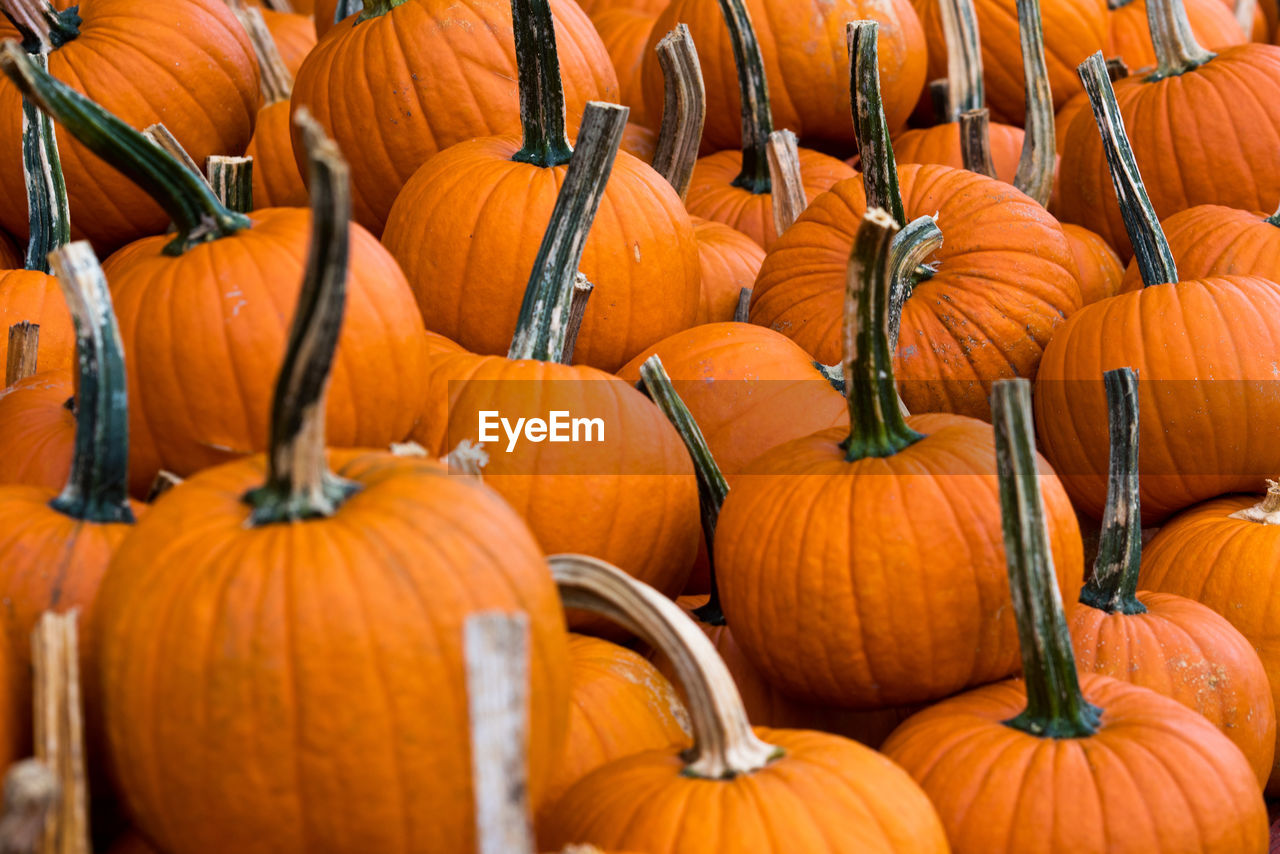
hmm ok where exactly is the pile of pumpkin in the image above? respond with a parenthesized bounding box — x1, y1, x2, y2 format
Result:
(2, 0, 1280, 850)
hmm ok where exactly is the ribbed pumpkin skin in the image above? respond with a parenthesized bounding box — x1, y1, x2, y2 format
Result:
(913, 0, 1107, 124)
(691, 219, 766, 324)
(1139, 495, 1280, 791)
(290, 0, 619, 234)
(882, 674, 1269, 853)
(716, 413, 1084, 708)
(0, 0, 260, 253)
(96, 452, 571, 854)
(245, 101, 308, 209)
(893, 122, 1025, 185)
(1120, 206, 1280, 291)
(544, 726, 949, 853)
(1058, 45, 1280, 261)
(1062, 223, 1128, 304)
(640, 0, 926, 151)
(382, 136, 699, 374)
(616, 323, 847, 476)
(0, 372, 73, 491)
(1106, 0, 1245, 73)
(1070, 592, 1276, 786)
(593, 8, 658, 128)
(752, 167, 1083, 420)
(1034, 277, 1280, 523)
(261, 9, 317, 77)
(685, 149, 858, 250)
(0, 270, 75, 376)
(578, 0, 669, 13)
(103, 211, 427, 496)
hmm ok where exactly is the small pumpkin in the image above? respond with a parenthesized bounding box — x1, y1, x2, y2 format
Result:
(0, 369, 73, 490)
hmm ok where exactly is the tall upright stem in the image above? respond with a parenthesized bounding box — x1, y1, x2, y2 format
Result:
(510, 0, 572, 168)
(716, 0, 773, 194)
(1146, 0, 1215, 80)
(21, 52, 68, 274)
(232, 4, 294, 105)
(766, 130, 805, 236)
(848, 22, 905, 228)
(938, 0, 984, 120)
(959, 109, 995, 178)
(1014, 0, 1055, 206)
(651, 25, 705, 201)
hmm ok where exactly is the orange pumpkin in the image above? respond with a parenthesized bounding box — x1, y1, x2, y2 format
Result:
(1119, 204, 1280, 290)
(0, 270, 73, 375)
(312, 0, 344, 38)
(1063, 222, 1128, 303)
(591, 8, 658, 128)
(237, 6, 309, 208)
(1106, 0, 1246, 74)
(0, 370, 73, 490)
(259, 8, 316, 77)
(690, 219, 765, 323)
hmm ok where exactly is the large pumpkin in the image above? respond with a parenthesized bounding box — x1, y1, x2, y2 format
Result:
(1119, 204, 1280, 290)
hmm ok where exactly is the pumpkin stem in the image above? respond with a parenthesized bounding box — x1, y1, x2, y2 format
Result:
(1077, 53, 1177, 288)
(510, 0, 573, 169)
(21, 52, 68, 274)
(0, 0, 80, 54)
(1078, 368, 1146, 615)
(508, 103, 628, 362)
(46, 242, 133, 524)
(243, 110, 361, 526)
(206, 156, 254, 214)
(841, 209, 924, 461)
(1228, 479, 1280, 524)
(336, 0, 364, 24)
(558, 273, 594, 364)
(938, 0, 985, 120)
(0, 43, 251, 256)
(1146, 0, 1215, 80)
(1013, 0, 1054, 206)
(638, 355, 731, 627)
(848, 22, 906, 228)
(766, 130, 805, 236)
(887, 215, 943, 352)
(6, 321, 39, 385)
(1235, 0, 1256, 36)
(993, 378, 1103, 739)
(357, 0, 407, 22)
(232, 4, 294, 105)
(959, 108, 996, 178)
(550, 554, 783, 778)
(652, 25, 705, 202)
(717, 0, 774, 194)
(1265, 200, 1280, 228)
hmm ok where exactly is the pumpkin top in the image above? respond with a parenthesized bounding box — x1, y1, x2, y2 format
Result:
(357, 0, 409, 21)
(1, 0, 80, 54)
(1228, 479, 1280, 525)
(650, 24, 704, 202)
(510, 0, 574, 168)
(716, 0, 775, 195)
(1145, 0, 1215, 80)
(848, 21, 905, 227)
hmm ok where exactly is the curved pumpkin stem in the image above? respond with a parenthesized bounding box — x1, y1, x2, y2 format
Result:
(887, 215, 943, 352)
(959, 108, 996, 178)
(508, 103, 628, 362)
(244, 111, 360, 525)
(46, 242, 133, 524)
(21, 52, 68, 274)
(1014, 0, 1054, 206)
(207, 156, 254, 214)
(638, 355, 731, 627)
(1077, 52, 1177, 288)
(766, 130, 805, 235)
(848, 22, 906, 228)
(0, 43, 251, 256)
(357, 0, 407, 22)
(992, 378, 1102, 739)
(0, 0, 80, 54)
(233, 4, 294, 105)
(1079, 368, 1146, 615)
(1146, 0, 1215, 80)
(652, 25, 705, 202)
(938, 0, 984, 120)
(717, 0, 774, 194)
(550, 553, 783, 778)
(510, 0, 573, 168)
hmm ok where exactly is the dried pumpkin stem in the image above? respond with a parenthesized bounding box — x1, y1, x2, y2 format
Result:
(0, 759, 59, 854)
(22, 53, 68, 274)
(938, 0, 984, 120)
(1228, 479, 1280, 524)
(1235, 0, 1255, 36)
(207, 156, 254, 214)
(47, 242, 134, 524)
(652, 25, 705, 201)
(717, 0, 773, 194)
(233, 4, 294, 104)
(244, 111, 361, 525)
(733, 288, 752, 322)
(848, 22, 906, 228)
(508, 102, 627, 362)
(1014, 0, 1054, 206)
(31, 611, 89, 854)
(510, 0, 573, 168)
(887, 215, 943, 352)
(1146, 0, 1215, 80)
(1106, 57, 1130, 81)
(0, 0, 80, 54)
(1265, 200, 1280, 228)
(558, 272, 593, 364)
(993, 378, 1103, 738)
(550, 554, 783, 778)
(1079, 368, 1146, 614)
(6, 321, 39, 385)
(639, 355, 731, 626)
(766, 130, 805, 235)
(959, 108, 996, 178)
(357, 0, 407, 21)
(0, 44, 250, 255)
(842, 209, 924, 461)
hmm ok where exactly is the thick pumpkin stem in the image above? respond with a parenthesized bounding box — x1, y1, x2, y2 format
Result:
(510, 0, 573, 169)
(652, 25, 705, 202)
(638, 355, 731, 627)
(244, 111, 360, 525)
(508, 103, 627, 362)
(959, 109, 996, 178)
(21, 53, 68, 274)
(1014, 0, 1054, 206)
(550, 554, 783, 778)
(46, 243, 133, 525)
(1229, 479, 1280, 524)
(766, 130, 805, 236)
(938, 0, 984, 120)
(1146, 0, 1215, 80)
(0, 0, 80, 54)
(233, 4, 294, 105)
(1078, 53, 1177, 288)
(993, 378, 1103, 739)
(842, 209, 924, 461)
(717, 0, 773, 194)
(848, 22, 906, 228)
(357, 0, 407, 22)
(1079, 368, 1146, 615)
(888, 215, 943, 352)
(0, 44, 250, 255)
(6, 322, 39, 385)
(206, 156, 254, 214)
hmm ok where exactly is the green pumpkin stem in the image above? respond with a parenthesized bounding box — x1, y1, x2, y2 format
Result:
(992, 378, 1103, 739)
(652, 25, 705, 202)
(1266, 199, 1280, 228)
(510, 0, 573, 168)
(887, 215, 943, 352)
(46, 242, 133, 524)
(1014, 0, 1055, 206)
(959, 108, 996, 178)
(206, 156, 254, 214)
(6, 321, 39, 385)
(1146, 0, 1214, 80)
(841, 209, 924, 461)
(848, 22, 906, 228)
(508, 102, 628, 362)
(243, 110, 361, 525)
(357, 0, 406, 22)
(717, 0, 774, 194)
(638, 355, 731, 626)
(938, 0, 985, 120)
(21, 52, 68, 274)
(1, 0, 80, 54)
(1077, 53, 1177, 288)
(0, 43, 250, 256)
(1079, 367, 1146, 615)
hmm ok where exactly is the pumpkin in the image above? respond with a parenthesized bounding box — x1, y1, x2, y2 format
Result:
(236, 5, 309, 208)
(0, 0, 259, 253)
(1107, 0, 1246, 73)
(258, 8, 316, 77)
(290, 0, 618, 234)
(881, 377, 1269, 854)
(1035, 54, 1280, 522)
(690, 219, 765, 323)
(93, 119, 570, 854)
(1063, 222, 1128, 303)
(591, 8, 658, 129)
(0, 369, 73, 490)
(381, 0, 699, 374)
(577, 0, 668, 13)
(311, 0, 346, 37)
(541, 554, 951, 854)
(1, 48, 428, 495)
(1119, 203, 1280, 290)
